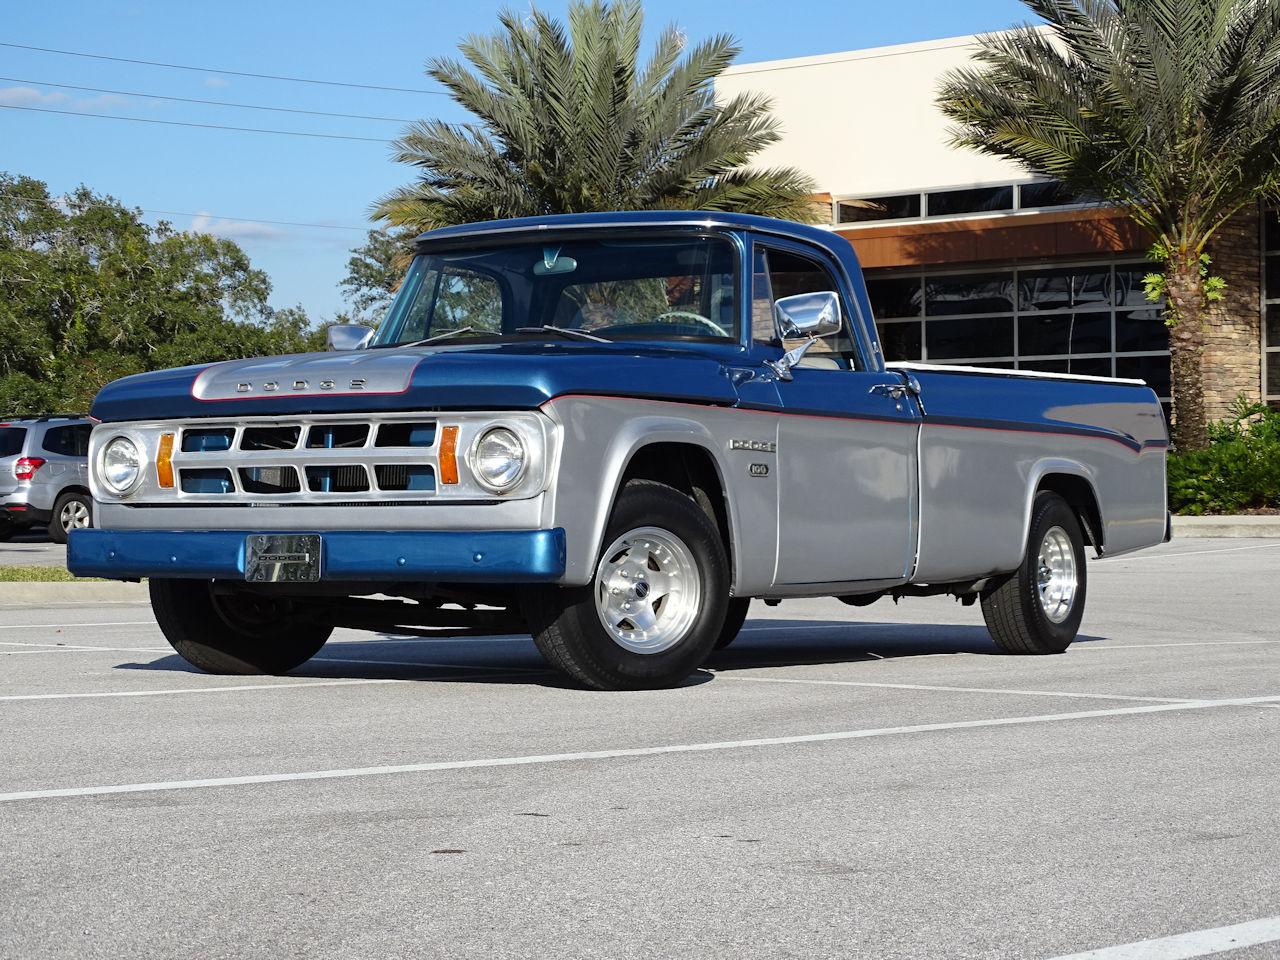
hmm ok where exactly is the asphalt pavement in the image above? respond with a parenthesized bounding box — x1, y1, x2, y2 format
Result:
(2, 538, 1279, 959)
(0, 528, 65, 567)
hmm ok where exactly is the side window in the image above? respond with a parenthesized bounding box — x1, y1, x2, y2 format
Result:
(71, 425, 91, 456)
(753, 246, 859, 369)
(42, 426, 71, 456)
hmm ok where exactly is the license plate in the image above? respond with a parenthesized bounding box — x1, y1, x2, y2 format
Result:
(245, 534, 322, 583)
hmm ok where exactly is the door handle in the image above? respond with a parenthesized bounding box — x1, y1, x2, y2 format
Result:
(869, 383, 908, 400)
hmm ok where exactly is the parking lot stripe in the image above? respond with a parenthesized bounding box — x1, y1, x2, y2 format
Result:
(714, 675, 1200, 704)
(1096, 542, 1280, 563)
(1044, 914, 1280, 959)
(0, 679, 408, 702)
(0, 640, 169, 653)
(310, 656, 545, 673)
(3, 694, 1277, 804)
(0, 620, 154, 630)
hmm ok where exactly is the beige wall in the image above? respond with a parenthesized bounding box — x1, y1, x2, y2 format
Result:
(716, 34, 1028, 199)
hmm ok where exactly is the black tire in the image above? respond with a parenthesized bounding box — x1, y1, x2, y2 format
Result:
(981, 491, 1087, 654)
(713, 597, 751, 650)
(150, 579, 332, 675)
(522, 479, 729, 690)
(47, 491, 92, 544)
(0, 520, 17, 542)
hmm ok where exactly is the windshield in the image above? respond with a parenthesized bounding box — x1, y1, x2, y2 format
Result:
(370, 235, 738, 347)
(0, 428, 27, 458)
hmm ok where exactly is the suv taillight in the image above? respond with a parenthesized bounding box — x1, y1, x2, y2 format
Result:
(14, 457, 46, 481)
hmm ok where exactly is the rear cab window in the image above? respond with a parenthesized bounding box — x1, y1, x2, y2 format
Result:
(0, 427, 27, 458)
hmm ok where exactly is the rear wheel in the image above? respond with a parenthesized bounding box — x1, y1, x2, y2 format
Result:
(150, 579, 332, 674)
(48, 491, 92, 544)
(523, 479, 729, 690)
(981, 491, 1087, 654)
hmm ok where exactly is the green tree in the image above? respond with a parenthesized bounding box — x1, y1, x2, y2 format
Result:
(375, 0, 820, 233)
(339, 227, 416, 323)
(937, 0, 1280, 450)
(0, 173, 323, 415)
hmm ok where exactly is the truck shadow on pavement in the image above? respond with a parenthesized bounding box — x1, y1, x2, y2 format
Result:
(113, 619, 1107, 688)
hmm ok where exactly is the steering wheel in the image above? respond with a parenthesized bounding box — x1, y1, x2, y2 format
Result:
(651, 311, 729, 337)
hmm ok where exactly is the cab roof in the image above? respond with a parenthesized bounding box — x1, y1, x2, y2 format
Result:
(414, 210, 847, 252)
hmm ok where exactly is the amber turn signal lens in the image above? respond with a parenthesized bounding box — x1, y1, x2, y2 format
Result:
(438, 425, 460, 484)
(156, 433, 175, 488)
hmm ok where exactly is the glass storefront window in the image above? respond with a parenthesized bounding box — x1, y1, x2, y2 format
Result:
(925, 272, 1015, 316)
(838, 194, 921, 224)
(866, 259, 1170, 403)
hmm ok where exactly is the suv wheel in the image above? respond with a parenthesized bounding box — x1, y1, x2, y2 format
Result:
(49, 492, 93, 544)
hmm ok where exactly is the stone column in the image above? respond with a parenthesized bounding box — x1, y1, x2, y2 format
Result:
(1202, 204, 1263, 421)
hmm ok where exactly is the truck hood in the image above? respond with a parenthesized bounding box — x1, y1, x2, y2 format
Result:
(90, 341, 747, 423)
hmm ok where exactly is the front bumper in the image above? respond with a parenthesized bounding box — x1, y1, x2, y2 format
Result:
(67, 528, 567, 582)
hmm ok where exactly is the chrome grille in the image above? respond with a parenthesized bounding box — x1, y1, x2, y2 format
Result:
(169, 415, 442, 502)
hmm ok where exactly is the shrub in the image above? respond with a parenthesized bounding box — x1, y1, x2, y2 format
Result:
(1167, 397, 1280, 515)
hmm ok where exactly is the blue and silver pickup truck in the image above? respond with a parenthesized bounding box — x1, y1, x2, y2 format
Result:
(69, 211, 1169, 690)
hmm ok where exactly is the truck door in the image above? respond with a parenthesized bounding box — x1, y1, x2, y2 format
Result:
(750, 243, 920, 586)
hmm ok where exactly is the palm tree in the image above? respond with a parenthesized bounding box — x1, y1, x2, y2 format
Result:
(374, 1, 821, 236)
(937, 0, 1280, 450)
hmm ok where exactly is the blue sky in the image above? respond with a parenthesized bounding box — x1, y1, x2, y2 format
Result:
(2, 0, 1030, 321)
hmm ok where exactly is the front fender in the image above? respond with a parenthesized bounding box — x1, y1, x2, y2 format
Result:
(540, 397, 747, 588)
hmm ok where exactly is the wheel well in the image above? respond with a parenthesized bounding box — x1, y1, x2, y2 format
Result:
(1037, 473, 1103, 549)
(619, 442, 732, 560)
(59, 485, 90, 499)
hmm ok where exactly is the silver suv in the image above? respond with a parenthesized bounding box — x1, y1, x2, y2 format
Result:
(0, 416, 94, 544)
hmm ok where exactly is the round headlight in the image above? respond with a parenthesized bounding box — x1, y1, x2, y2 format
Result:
(101, 436, 142, 494)
(470, 427, 527, 491)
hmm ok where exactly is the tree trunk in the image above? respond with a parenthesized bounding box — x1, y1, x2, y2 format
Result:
(1164, 255, 1210, 451)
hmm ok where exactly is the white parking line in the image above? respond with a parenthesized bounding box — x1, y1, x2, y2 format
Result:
(714, 674, 1201, 704)
(1045, 915, 1280, 959)
(1096, 542, 1280, 563)
(0, 620, 155, 631)
(311, 656, 546, 674)
(0, 640, 169, 654)
(0, 678, 407, 701)
(3, 694, 1277, 803)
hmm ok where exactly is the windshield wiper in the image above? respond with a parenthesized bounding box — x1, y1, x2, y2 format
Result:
(514, 325, 611, 343)
(397, 326, 481, 348)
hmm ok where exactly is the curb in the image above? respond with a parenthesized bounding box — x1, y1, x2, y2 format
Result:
(0, 581, 149, 606)
(1172, 515, 1280, 538)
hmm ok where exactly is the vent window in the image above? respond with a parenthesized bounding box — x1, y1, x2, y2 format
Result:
(305, 465, 370, 493)
(181, 429, 233, 453)
(375, 422, 437, 447)
(180, 468, 234, 494)
(238, 466, 302, 494)
(241, 426, 300, 451)
(375, 464, 436, 492)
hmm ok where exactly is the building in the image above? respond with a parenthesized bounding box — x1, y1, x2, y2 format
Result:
(718, 34, 1280, 419)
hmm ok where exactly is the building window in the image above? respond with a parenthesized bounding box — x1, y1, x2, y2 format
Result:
(833, 179, 1098, 226)
(838, 194, 920, 224)
(927, 185, 1014, 217)
(867, 259, 1170, 417)
(1266, 207, 1280, 408)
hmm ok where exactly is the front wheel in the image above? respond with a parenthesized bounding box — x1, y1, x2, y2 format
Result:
(980, 491, 1087, 654)
(150, 579, 332, 674)
(523, 479, 729, 690)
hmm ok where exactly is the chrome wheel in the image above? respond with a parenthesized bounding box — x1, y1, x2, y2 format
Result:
(594, 526, 701, 654)
(1036, 525, 1077, 624)
(60, 499, 90, 532)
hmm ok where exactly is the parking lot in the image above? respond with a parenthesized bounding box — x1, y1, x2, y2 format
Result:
(2, 538, 1278, 959)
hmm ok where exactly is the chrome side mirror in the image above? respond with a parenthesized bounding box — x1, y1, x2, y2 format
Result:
(767, 292, 842, 381)
(326, 324, 374, 352)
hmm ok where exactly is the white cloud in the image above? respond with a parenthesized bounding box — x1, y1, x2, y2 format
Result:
(189, 211, 286, 242)
(69, 93, 131, 112)
(0, 86, 70, 107)
(203, 76, 230, 88)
